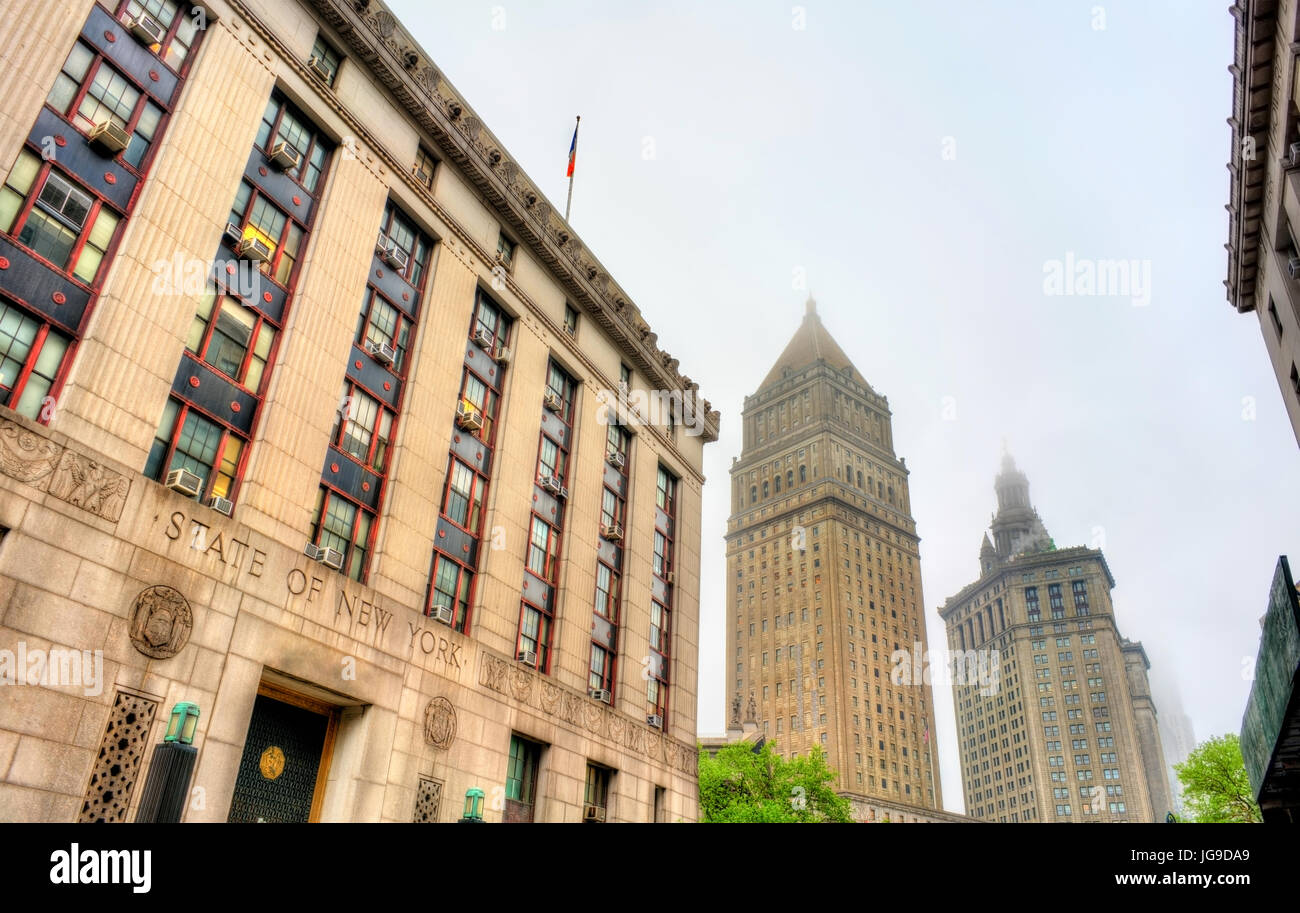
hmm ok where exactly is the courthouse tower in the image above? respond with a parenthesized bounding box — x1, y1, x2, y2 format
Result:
(725, 299, 948, 821)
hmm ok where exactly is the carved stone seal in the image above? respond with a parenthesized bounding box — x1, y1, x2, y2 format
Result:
(423, 696, 457, 750)
(128, 585, 192, 659)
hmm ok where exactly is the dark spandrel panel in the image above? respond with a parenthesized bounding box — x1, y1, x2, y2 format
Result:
(646, 650, 667, 681)
(171, 354, 257, 436)
(210, 250, 287, 324)
(604, 462, 627, 493)
(227, 694, 329, 824)
(28, 109, 137, 210)
(369, 255, 420, 320)
(0, 237, 91, 333)
(591, 613, 616, 650)
(434, 518, 478, 568)
(539, 410, 569, 449)
(345, 344, 400, 409)
(321, 446, 383, 511)
(652, 575, 670, 606)
(520, 572, 553, 614)
(597, 538, 621, 573)
(531, 486, 566, 528)
(464, 345, 504, 391)
(449, 427, 492, 475)
(656, 507, 674, 538)
(83, 4, 180, 106)
(242, 146, 316, 224)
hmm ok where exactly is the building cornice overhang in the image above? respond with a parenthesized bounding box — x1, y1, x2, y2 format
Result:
(1226, 0, 1279, 314)
(939, 545, 1116, 619)
(293, 0, 717, 442)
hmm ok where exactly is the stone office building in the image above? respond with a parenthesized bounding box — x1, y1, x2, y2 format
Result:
(939, 454, 1171, 822)
(725, 299, 954, 823)
(0, 0, 717, 822)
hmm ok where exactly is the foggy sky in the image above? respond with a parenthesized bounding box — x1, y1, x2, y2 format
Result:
(393, 0, 1300, 812)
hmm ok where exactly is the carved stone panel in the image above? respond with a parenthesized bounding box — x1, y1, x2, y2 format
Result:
(412, 775, 443, 822)
(423, 696, 457, 750)
(128, 585, 193, 659)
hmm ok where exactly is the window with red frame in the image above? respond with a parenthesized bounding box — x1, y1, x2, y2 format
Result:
(309, 485, 372, 582)
(377, 204, 433, 289)
(647, 464, 678, 723)
(113, 0, 203, 72)
(0, 301, 72, 420)
(144, 398, 246, 503)
(254, 96, 331, 194)
(226, 180, 305, 287)
(589, 421, 629, 695)
(330, 383, 393, 474)
(184, 290, 277, 393)
(46, 41, 167, 172)
(0, 151, 121, 286)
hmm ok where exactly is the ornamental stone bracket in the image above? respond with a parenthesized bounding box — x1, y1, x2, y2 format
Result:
(477, 650, 697, 778)
(0, 415, 131, 522)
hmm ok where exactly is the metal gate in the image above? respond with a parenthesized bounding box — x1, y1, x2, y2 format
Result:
(228, 687, 336, 823)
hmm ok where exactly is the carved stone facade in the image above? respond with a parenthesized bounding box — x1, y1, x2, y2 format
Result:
(0, 0, 710, 823)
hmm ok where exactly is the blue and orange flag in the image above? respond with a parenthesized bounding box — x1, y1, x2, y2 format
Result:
(566, 117, 579, 177)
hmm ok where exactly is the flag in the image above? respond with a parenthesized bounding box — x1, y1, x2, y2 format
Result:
(566, 122, 578, 177)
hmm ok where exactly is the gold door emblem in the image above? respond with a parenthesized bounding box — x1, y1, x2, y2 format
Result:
(259, 745, 286, 780)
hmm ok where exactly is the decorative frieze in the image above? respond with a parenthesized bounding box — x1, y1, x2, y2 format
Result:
(477, 651, 696, 776)
(0, 416, 130, 521)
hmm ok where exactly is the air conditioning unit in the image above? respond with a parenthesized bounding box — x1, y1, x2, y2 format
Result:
(235, 235, 273, 264)
(306, 55, 333, 82)
(1288, 256, 1300, 281)
(207, 495, 234, 517)
(517, 649, 537, 667)
(376, 238, 409, 271)
(664, 570, 675, 585)
(430, 604, 455, 626)
(267, 140, 301, 171)
(492, 345, 512, 365)
(455, 401, 483, 431)
(539, 475, 567, 499)
(87, 120, 131, 155)
(304, 543, 325, 561)
(543, 390, 563, 412)
(224, 222, 244, 246)
(583, 804, 607, 822)
(1290, 142, 1300, 168)
(646, 714, 664, 729)
(127, 14, 167, 47)
(164, 468, 202, 497)
(600, 523, 623, 542)
(365, 339, 397, 366)
(588, 688, 611, 704)
(471, 327, 494, 350)
(318, 547, 345, 570)
(606, 449, 625, 470)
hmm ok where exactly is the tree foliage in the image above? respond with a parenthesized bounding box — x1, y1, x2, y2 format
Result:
(698, 741, 853, 823)
(1173, 733, 1261, 823)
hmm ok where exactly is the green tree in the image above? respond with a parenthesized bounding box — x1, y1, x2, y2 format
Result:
(1173, 733, 1262, 823)
(698, 741, 853, 822)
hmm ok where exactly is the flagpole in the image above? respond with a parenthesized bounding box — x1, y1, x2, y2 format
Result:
(565, 115, 580, 221)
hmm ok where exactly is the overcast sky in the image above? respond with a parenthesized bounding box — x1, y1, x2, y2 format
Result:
(392, 0, 1300, 813)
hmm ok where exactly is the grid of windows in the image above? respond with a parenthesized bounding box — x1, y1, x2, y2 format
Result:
(254, 96, 331, 194)
(116, 0, 202, 71)
(589, 422, 630, 695)
(413, 146, 437, 189)
(309, 34, 343, 86)
(0, 302, 70, 420)
(425, 290, 510, 632)
(647, 465, 678, 724)
(518, 359, 576, 674)
(144, 399, 244, 503)
(185, 290, 277, 392)
(505, 735, 541, 821)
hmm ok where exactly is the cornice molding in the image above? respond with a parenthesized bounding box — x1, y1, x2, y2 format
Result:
(301, 0, 718, 442)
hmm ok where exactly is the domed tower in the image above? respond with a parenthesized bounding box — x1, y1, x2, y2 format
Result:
(989, 451, 1052, 560)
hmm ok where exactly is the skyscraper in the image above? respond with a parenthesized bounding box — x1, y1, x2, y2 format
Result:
(940, 453, 1172, 822)
(725, 299, 951, 822)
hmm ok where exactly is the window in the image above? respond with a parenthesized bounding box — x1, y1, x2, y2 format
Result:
(115, 0, 202, 70)
(1072, 580, 1089, 615)
(441, 457, 486, 534)
(355, 287, 412, 372)
(378, 204, 433, 289)
(496, 232, 515, 268)
(595, 561, 619, 619)
(459, 370, 500, 443)
(309, 486, 372, 581)
(185, 290, 277, 392)
(505, 735, 541, 814)
(428, 553, 472, 632)
(0, 151, 120, 285)
(254, 96, 332, 193)
(413, 145, 437, 189)
(584, 764, 611, 819)
(46, 42, 166, 171)
(526, 516, 561, 581)
(227, 180, 304, 286)
(1048, 583, 1064, 618)
(1025, 586, 1040, 621)
(309, 34, 343, 86)
(472, 287, 511, 351)
(145, 399, 244, 502)
(331, 384, 393, 473)
(563, 303, 579, 336)
(0, 302, 71, 420)
(620, 363, 631, 388)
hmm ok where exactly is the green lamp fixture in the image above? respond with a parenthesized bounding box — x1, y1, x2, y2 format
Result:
(460, 788, 485, 823)
(163, 702, 201, 745)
